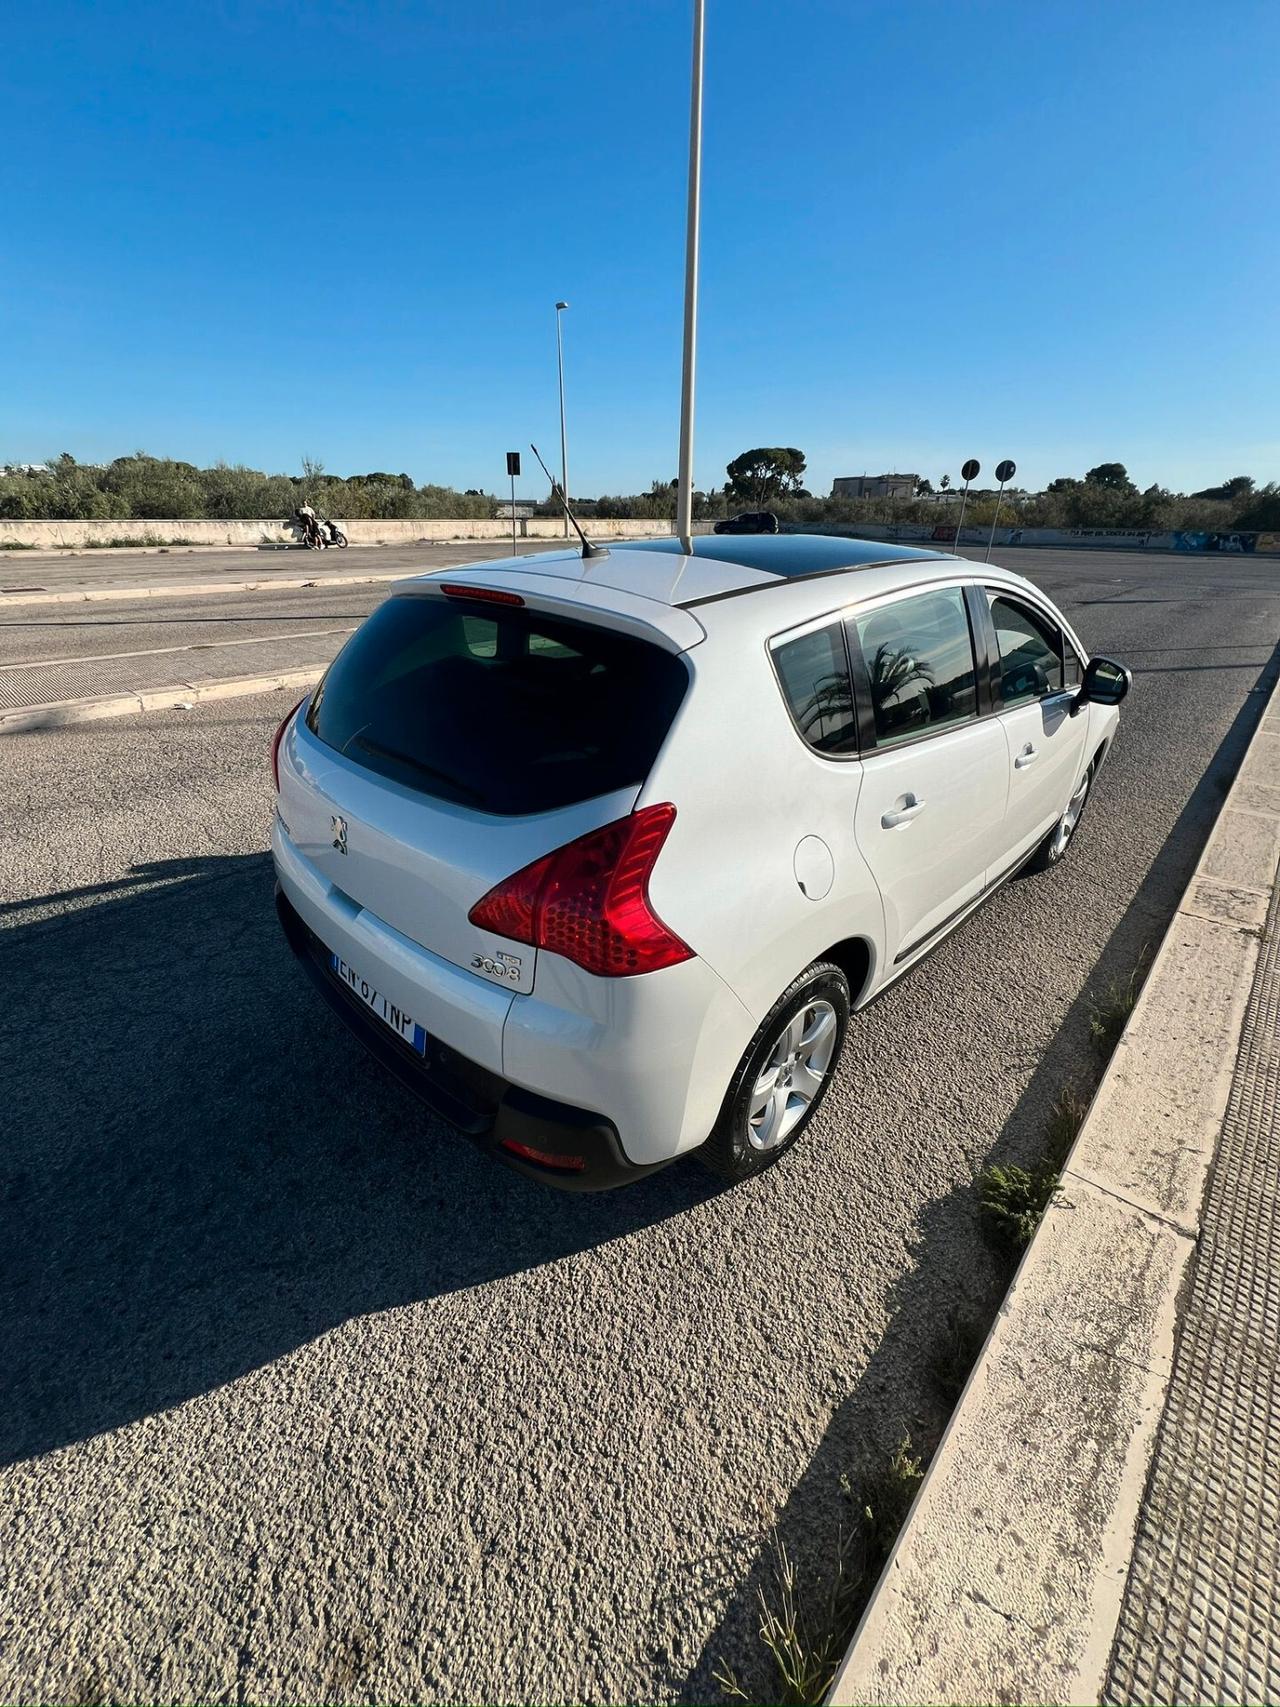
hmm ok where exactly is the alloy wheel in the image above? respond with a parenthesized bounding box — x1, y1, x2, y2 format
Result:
(1050, 767, 1092, 861)
(746, 1000, 839, 1151)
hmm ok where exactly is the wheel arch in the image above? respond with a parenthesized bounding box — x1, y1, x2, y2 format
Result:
(816, 934, 875, 1008)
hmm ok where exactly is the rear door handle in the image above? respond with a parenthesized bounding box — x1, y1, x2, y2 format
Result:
(1014, 743, 1039, 768)
(881, 795, 926, 829)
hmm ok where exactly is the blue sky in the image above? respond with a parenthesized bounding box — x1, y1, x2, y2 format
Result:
(5, 0, 1277, 497)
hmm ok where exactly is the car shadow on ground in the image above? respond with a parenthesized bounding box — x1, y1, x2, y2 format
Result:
(679, 649, 1280, 1703)
(0, 851, 718, 1467)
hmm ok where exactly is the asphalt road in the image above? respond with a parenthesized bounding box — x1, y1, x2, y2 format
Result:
(0, 538, 569, 602)
(3, 548, 1279, 1704)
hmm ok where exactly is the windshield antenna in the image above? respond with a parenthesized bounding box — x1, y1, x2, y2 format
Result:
(530, 442, 606, 559)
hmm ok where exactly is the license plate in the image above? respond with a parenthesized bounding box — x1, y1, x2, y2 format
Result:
(329, 952, 427, 1056)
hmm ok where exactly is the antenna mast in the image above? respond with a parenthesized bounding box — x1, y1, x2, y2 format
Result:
(529, 442, 605, 559)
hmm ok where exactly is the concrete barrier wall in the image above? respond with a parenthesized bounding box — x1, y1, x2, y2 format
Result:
(5, 516, 1275, 555)
(0, 517, 686, 550)
(794, 521, 1280, 555)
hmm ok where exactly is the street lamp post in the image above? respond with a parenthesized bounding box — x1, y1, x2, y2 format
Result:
(555, 301, 570, 538)
(675, 0, 705, 546)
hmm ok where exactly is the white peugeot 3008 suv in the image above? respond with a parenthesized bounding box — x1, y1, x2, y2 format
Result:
(272, 535, 1129, 1189)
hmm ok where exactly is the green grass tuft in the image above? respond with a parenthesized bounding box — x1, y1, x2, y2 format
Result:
(1088, 960, 1146, 1061)
(716, 1439, 925, 1706)
(1043, 1081, 1091, 1168)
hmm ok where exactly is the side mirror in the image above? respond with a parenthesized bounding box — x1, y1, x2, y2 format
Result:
(1075, 655, 1132, 711)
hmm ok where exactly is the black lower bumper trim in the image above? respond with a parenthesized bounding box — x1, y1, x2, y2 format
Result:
(276, 886, 663, 1191)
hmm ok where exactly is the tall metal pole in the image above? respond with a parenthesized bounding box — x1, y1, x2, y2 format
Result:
(985, 479, 1007, 563)
(953, 479, 970, 552)
(675, 0, 705, 546)
(510, 469, 517, 556)
(555, 301, 570, 539)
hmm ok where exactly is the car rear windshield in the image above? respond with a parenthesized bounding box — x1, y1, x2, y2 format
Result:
(306, 593, 689, 816)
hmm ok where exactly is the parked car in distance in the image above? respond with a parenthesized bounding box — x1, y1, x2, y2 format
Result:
(714, 511, 780, 534)
(272, 534, 1130, 1190)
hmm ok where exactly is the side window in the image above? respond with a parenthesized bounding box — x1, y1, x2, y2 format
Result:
(989, 594, 1064, 704)
(772, 623, 858, 755)
(852, 587, 977, 745)
(1064, 640, 1082, 688)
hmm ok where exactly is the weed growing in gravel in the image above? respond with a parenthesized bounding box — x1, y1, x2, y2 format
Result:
(716, 1439, 925, 1707)
(79, 534, 197, 548)
(976, 1161, 1059, 1256)
(978, 1078, 1093, 1259)
(1088, 957, 1147, 1061)
(930, 1304, 989, 1407)
(1043, 1081, 1091, 1168)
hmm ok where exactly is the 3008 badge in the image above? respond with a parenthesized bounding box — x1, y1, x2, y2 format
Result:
(471, 950, 523, 983)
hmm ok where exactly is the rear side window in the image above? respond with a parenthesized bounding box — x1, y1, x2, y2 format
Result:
(771, 623, 858, 754)
(852, 587, 978, 745)
(307, 595, 688, 816)
(989, 594, 1064, 704)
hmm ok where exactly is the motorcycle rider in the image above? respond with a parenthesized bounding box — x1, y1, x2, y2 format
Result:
(296, 499, 324, 548)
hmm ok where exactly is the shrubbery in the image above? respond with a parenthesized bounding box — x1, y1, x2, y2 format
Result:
(3, 451, 1274, 533)
(0, 453, 497, 522)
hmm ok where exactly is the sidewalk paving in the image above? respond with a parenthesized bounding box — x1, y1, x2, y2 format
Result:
(1104, 742, 1280, 1703)
(831, 683, 1280, 1706)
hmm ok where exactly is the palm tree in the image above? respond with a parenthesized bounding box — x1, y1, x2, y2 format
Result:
(798, 670, 855, 741)
(868, 644, 934, 725)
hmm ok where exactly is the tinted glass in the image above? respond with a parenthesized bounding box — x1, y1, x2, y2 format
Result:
(307, 595, 688, 816)
(853, 587, 977, 745)
(772, 623, 858, 754)
(990, 595, 1063, 704)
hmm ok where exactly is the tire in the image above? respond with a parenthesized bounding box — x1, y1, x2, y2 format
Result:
(1022, 756, 1095, 874)
(699, 960, 850, 1183)
(336, 534, 348, 548)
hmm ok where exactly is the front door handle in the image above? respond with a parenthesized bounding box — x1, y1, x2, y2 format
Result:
(882, 794, 926, 829)
(1014, 743, 1039, 769)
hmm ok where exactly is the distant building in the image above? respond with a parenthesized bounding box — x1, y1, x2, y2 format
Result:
(831, 473, 920, 500)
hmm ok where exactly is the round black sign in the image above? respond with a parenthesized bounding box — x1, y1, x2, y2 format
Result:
(961, 458, 980, 481)
(995, 459, 1016, 483)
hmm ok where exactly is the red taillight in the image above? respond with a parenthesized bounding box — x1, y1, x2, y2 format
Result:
(439, 583, 524, 606)
(271, 697, 305, 792)
(468, 803, 692, 977)
(498, 1139, 587, 1172)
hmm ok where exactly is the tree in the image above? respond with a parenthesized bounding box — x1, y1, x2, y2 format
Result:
(1191, 474, 1255, 503)
(725, 447, 807, 508)
(915, 477, 934, 496)
(1084, 462, 1136, 493)
(1234, 483, 1280, 530)
(939, 474, 951, 491)
(1046, 476, 1081, 494)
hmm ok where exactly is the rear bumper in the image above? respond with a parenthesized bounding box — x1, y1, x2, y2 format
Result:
(276, 887, 665, 1191)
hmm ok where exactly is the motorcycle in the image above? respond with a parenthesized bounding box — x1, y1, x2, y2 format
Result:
(294, 512, 348, 549)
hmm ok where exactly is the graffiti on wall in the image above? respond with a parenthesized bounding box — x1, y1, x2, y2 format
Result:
(1173, 531, 1258, 553)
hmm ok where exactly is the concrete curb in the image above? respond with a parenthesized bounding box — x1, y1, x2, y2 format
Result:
(0, 666, 324, 733)
(829, 673, 1280, 1706)
(0, 571, 413, 607)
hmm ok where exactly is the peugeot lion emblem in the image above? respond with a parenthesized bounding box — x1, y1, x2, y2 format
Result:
(331, 814, 348, 854)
